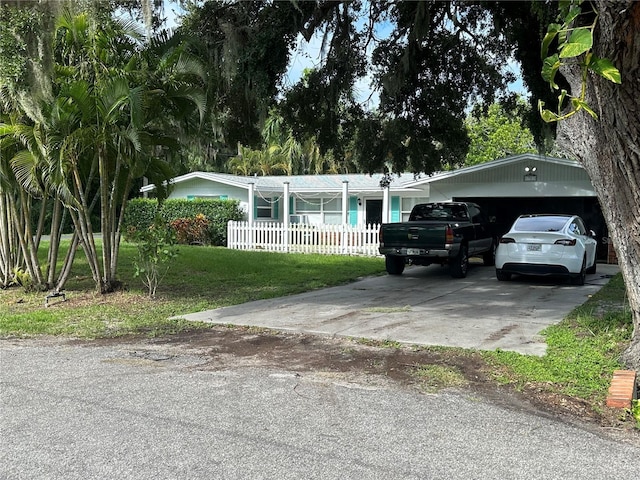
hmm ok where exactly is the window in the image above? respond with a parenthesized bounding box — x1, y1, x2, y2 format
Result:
(409, 203, 469, 222)
(401, 197, 429, 221)
(570, 219, 586, 236)
(256, 197, 272, 218)
(295, 197, 342, 224)
(467, 205, 487, 224)
(296, 198, 321, 212)
(514, 216, 569, 232)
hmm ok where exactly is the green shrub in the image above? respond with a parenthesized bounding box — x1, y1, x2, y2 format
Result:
(129, 216, 178, 298)
(124, 198, 243, 246)
(123, 199, 159, 240)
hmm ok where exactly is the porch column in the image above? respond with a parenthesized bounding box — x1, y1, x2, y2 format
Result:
(342, 181, 349, 254)
(382, 184, 390, 224)
(248, 182, 255, 249)
(341, 181, 349, 224)
(283, 181, 290, 252)
(248, 182, 255, 226)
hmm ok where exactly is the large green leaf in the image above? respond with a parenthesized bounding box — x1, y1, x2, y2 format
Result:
(559, 28, 592, 58)
(571, 97, 598, 119)
(541, 54, 561, 89)
(541, 23, 561, 59)
(588, 56, 622, 84)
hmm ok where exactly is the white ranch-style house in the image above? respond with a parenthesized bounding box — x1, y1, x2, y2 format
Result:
(141, 154, 608, 259)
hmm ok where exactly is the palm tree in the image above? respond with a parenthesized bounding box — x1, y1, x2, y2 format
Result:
(50, 8, 206, 292)
(1, 6, 205, 294)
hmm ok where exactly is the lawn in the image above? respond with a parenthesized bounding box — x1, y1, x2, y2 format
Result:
(0, 241, 386, 338)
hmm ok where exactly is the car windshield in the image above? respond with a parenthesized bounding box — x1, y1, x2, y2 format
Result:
(410, 204, 468, 221)
(513, 216, 569, 232)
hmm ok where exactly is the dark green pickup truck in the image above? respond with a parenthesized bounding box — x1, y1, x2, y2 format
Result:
(378, 202, 500, 278)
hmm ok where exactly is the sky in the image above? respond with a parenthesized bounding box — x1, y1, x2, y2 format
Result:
(284, 26, 529, 110)
(161, 1, 529, 110)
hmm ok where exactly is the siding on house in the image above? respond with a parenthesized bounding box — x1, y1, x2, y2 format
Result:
(142, 154, 598, 228)
(170, 178, 247, 201)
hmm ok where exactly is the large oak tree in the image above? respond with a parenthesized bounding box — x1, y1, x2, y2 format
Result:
(545, 0, 640, 368)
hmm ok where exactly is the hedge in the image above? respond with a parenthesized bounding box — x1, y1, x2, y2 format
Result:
(124, 198, 244, 246)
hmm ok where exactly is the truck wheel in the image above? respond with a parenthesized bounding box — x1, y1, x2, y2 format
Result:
(450, 245, 469, 278)
(483, 239, 496, 266)
(385, 255, 405, 275)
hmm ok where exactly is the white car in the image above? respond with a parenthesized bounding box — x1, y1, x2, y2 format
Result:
(495, 214, 598, 285)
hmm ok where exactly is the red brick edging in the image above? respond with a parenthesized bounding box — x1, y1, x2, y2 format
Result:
(606, 370, 638, 409)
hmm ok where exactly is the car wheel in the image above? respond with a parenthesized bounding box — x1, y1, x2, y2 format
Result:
(385, 255, 405, 275)
(496, 269, 511, 281)
(571, 257, 586, 286)
(586, 256, 597, 274)
(450, 244, 469, 278)
(483, 240, 496, 266)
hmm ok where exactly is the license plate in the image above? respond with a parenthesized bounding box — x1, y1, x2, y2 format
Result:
(527, 244, 541, 251)
(407, 248, 421, 255)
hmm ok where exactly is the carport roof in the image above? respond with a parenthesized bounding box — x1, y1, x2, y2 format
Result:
(404, 154, 583, 188)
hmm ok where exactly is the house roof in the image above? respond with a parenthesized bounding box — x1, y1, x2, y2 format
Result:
(140, 171, 421, 194)
(140, 154, 584, 194)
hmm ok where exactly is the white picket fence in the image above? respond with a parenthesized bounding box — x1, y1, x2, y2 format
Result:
(227, 221, 381, 256)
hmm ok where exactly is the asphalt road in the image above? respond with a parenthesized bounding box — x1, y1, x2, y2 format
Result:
(177, 262, 621, 356)
(1, 339, 639, 480)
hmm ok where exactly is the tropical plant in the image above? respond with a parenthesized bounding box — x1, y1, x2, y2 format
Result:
(0, 4, 205, 293)
(130, 215, 178, 298)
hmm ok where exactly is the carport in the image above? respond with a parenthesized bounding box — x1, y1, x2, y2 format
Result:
(408, 154, 609, 260)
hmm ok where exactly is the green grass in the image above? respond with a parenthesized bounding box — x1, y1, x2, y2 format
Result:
(0, 241, 385, 338)
(482, 274, 632, 403)
(1, 242, 634, 417)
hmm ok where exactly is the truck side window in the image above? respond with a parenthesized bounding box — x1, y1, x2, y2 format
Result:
(467, 205, 482, 223)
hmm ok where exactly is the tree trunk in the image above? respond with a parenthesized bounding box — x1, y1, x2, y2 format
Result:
(0, 192, 14, 286)
(98, 145, 114, 293)
(46, 197, 63, 287)
(54, 232, 79, 293)
(557, 0, 640, 370)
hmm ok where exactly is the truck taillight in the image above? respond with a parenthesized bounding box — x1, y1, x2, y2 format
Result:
(378, 227, 383, 243)
(445, 226, 454, 244)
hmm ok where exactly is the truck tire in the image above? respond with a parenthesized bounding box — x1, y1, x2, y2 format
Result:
(450, 244, 469, 278)
(385, 255, 405, 275)
(483, 239, 496, 266)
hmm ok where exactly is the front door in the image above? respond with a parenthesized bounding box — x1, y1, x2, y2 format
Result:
(366, 199, 383, 225)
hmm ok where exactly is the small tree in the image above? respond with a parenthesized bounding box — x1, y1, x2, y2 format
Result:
(130, 217, 177, 298)
(464, 101, 537, 166)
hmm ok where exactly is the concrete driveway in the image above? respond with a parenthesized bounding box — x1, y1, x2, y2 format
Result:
(177, 262, 620, 356)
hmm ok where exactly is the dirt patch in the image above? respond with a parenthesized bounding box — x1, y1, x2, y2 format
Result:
(78, 325, 639, 444)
